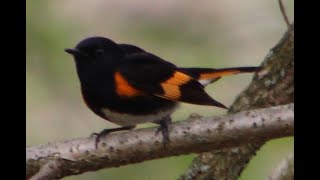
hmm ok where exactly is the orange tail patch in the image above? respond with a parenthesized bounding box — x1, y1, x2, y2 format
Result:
(198, 67, 261, 80)
(199, 69, 241, 80)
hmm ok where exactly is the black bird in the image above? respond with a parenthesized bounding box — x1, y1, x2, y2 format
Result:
(65, 37, 260, 148)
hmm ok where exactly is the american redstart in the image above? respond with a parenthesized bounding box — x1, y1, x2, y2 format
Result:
(65, 37, 260, 148)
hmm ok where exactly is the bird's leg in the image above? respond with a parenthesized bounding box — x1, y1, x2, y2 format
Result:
(92, 126, 135, 149)
(155, 116, 172, 145)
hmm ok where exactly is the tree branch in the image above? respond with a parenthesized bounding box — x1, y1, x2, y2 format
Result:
(180, 22, 294, 180)
(26, 104, 293, 179)
(268, 154, 294, 180)
(29, 160, 62, 180)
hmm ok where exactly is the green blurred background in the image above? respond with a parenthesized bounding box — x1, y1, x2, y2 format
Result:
(26, 0, 294, 179)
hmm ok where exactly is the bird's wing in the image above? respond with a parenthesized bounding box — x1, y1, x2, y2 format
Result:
(116, 53, 227, 108)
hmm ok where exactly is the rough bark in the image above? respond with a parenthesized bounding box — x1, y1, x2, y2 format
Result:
(27, 104, 293, 179)
(180, 22, 294, 180)
(29, 160, 62, 180)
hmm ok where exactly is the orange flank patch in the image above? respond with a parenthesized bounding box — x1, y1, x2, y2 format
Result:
(159, 71, 192, 100)
(199, 70, 241, 80)
(114, 72, 142, 97)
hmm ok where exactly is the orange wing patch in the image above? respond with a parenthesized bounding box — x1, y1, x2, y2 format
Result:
(199, 69, 241, 80)
(159, 71, 192, 100)
(114, 72, 142, 97)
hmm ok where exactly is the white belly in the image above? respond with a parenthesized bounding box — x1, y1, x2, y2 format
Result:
(101, 106, 178, 126)
(198, 79, 212, 86)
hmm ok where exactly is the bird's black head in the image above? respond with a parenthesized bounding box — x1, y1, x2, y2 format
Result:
(65, 37, 124, 64)
(118, 44, 146, 54)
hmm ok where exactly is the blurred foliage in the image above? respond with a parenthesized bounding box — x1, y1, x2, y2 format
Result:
(27, 0, 293, 179)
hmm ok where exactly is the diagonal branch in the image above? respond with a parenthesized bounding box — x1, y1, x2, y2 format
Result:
(27, 103, 293, 179)
(180, 22, 294, 180)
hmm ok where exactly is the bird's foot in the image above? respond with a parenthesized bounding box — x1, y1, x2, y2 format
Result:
(93, 126, 135, 149)
(155, 116, 172, 147)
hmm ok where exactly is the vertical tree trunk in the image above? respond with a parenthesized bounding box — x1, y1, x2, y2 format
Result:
(180, 22, 294, 180)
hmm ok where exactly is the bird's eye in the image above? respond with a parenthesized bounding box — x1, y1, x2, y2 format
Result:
(95, 49, 104, 57)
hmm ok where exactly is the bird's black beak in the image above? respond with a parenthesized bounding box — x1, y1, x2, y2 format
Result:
(65, 48, 82, 56)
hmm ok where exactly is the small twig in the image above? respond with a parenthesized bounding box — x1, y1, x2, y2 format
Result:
(278, 0, 290, 28)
